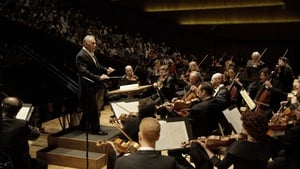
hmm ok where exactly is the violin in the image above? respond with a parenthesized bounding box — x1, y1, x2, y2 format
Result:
(268, 102, 300, 133)
(109, 116, 140, 154)
(156, 98, 200, 115)
(182, 133, 247, 150)
(112, 138, 139, 154)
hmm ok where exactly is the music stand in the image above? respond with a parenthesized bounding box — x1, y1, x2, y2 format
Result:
(156, 117, 192, 151)
(222, 107, 243, 134)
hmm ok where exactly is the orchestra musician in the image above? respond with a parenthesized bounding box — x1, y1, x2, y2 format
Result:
(267, 86, 300, 169)
(223, 67, 243, 107)
(247, 67, 287, 119)
(121, 65, 140, 83)
(194, 109, 280, 169)
(271, 56, 294, 93)
(146, 59, 161, 84)
(114, 117, 191, 169)
(210, 73, 231, 110)
(150, 65, 176, 104)
(162, 71, 202, 118)
(179, 61, 201, 86)
(246, 51, 265, 69)
(97, 98, 157, 169)
(168, 82, 226, 168)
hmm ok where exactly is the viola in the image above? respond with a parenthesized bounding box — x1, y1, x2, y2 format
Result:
(182, 133, 247, 150)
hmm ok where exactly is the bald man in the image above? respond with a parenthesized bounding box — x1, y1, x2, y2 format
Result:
(1, 97, 47, 169)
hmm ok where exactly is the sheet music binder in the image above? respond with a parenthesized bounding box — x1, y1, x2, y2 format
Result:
(156, 117, 192, 151)
(16, 103, 34, 121)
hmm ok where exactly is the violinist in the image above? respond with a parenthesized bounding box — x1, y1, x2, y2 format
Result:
(247, 67, 287, 119)
(210, 72, 231, 110)
(271, 56, 294, 93)
(114, 117, 191, 169)
(150, 65, 176, 108)
(168, 82, 226, 168)
(267, 86, 300, 169)
(146, 59, 161, 84)
(246, 51, 265, 69)
(118, 97, 157, 143)
(193, 109, 280, 169)
(179, 61, 201, 86)
(98, 98, 157, 169)
(121, 65, 140, 83)
(163, 71, 202, 118)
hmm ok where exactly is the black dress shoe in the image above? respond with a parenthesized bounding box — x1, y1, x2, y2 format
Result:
(92, 130, 108, 135)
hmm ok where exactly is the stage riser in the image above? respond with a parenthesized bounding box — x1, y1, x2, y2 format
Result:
(57, 138, 102, 153)
(37, 125, 120, 168)
(37, 147, 106, 169)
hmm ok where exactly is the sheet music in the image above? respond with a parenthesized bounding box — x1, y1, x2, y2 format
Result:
(222, 107, 243, 133)
(240, 89, 256, 110)
(156, 120, 189, 151)
(110, 101, 139, 118)
(16, 104, 33, 121)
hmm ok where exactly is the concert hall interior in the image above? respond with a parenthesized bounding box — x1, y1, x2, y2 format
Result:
(1, 0, 300, 169)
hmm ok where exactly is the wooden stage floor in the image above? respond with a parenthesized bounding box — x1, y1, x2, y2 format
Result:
(29, 104, 115, 169)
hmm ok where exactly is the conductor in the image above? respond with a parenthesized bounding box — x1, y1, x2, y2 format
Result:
(76, 34, 115, 135)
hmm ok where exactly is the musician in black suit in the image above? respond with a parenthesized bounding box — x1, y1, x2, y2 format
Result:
(151, 65, 176, 119)
(210, 72, 232, 135)
(168, 82, 225, 169)
(271, 56, 294, 93)
(246, 51, 265, 69)
(114, 117, 187, 169)
(210, 72, 231, 110)
(0, 97, 47, 169)
(247, 67, 287, 119)
(75, 34, 115, 135)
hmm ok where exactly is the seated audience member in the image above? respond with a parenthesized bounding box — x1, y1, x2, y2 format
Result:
(114, 117, 189, 169)
(193, 109, 280, 169)
(0, 97, 48, 169)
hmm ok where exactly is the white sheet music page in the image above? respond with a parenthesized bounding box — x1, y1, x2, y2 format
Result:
(156, 120, 189, 151)
(16, 107, 30, 120)
(222, 107, 243, 133)
(110, 101, 139, 119)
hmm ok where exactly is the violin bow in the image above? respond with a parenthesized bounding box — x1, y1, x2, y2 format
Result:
(133, 64, 138, 74)
(198, 54, 209, 67)
(260, 48, 268, 58)
(110, 116, 135, 142)
(282, 49, 289, 58)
